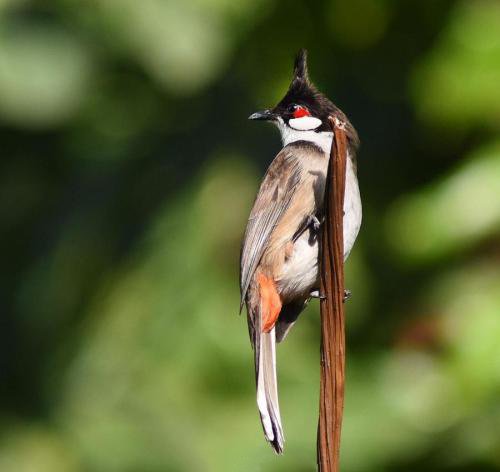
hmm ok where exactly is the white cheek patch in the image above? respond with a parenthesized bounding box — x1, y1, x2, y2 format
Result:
(289, 116, 322, 131)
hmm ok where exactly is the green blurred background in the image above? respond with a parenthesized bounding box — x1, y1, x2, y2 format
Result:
(1, 0, 499, 471)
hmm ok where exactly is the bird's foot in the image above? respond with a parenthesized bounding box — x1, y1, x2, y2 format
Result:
(292, 215, 322, 243)
(310, 289, 351, 302)
(310, 290, 326, 300)
(309, 215, 321, 232)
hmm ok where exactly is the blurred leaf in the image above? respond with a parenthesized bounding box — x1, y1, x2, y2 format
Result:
(423, 260, 500, 467)
(433, 261, 500, 400)
(0, 0, 27, 12)
(85, 0, 269, 94)
(0, 22, 92, 128)
(412, 0, 500, 129)
(386, 141, 500, 264)
(328, 0, 390, 49)
(0, 424, 78, 472)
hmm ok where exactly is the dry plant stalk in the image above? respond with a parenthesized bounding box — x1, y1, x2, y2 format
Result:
(317, 116, 348, 472)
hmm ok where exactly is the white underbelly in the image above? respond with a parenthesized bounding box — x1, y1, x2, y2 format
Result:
(277, 157, 362, 300)
(278, 230, 319, 301)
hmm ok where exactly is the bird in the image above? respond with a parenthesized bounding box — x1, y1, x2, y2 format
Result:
(240, 49, 362, 454)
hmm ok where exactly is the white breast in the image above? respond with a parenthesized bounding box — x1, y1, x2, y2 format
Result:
(276, 126, 362, 299)
(343, 156, 362, 259)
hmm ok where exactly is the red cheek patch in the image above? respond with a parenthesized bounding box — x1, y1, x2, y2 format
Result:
(293, 106, 310, 118)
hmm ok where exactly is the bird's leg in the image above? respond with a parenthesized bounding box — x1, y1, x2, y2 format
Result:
(292, 214, 322, 243)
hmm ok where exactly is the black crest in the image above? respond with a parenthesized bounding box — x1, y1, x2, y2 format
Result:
(293, 49, 310, 83)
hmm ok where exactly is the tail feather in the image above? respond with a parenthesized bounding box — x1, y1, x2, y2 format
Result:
(246, 275, 285, 453)
(256, 327, 284, 453)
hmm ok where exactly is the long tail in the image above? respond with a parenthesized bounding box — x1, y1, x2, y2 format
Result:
(246, 274, 284, 453)
(256, 327, 284, 453)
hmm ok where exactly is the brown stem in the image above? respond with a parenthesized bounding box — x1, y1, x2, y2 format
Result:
(317, 116, 347, 472)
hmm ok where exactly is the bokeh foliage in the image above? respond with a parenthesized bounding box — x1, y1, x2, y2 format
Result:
(1, 1, 499, 471)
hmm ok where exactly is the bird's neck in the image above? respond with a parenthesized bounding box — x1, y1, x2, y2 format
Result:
(275, 118, 333, 155)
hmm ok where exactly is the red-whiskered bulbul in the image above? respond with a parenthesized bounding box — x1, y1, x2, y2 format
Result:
(240, 49, 361, 454)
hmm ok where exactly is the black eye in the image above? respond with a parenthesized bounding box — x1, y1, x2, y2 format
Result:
(287, 104, 298, 113)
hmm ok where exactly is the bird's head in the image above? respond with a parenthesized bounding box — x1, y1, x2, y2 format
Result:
(249, 49, 358, 147)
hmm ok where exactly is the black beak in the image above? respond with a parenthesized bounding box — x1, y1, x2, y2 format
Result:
(248, 109, 275, 121)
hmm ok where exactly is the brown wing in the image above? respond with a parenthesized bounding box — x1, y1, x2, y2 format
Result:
(240, 147, 302, 309)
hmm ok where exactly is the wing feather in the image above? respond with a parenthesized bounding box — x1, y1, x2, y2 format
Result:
(240, 147, 302, 308)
